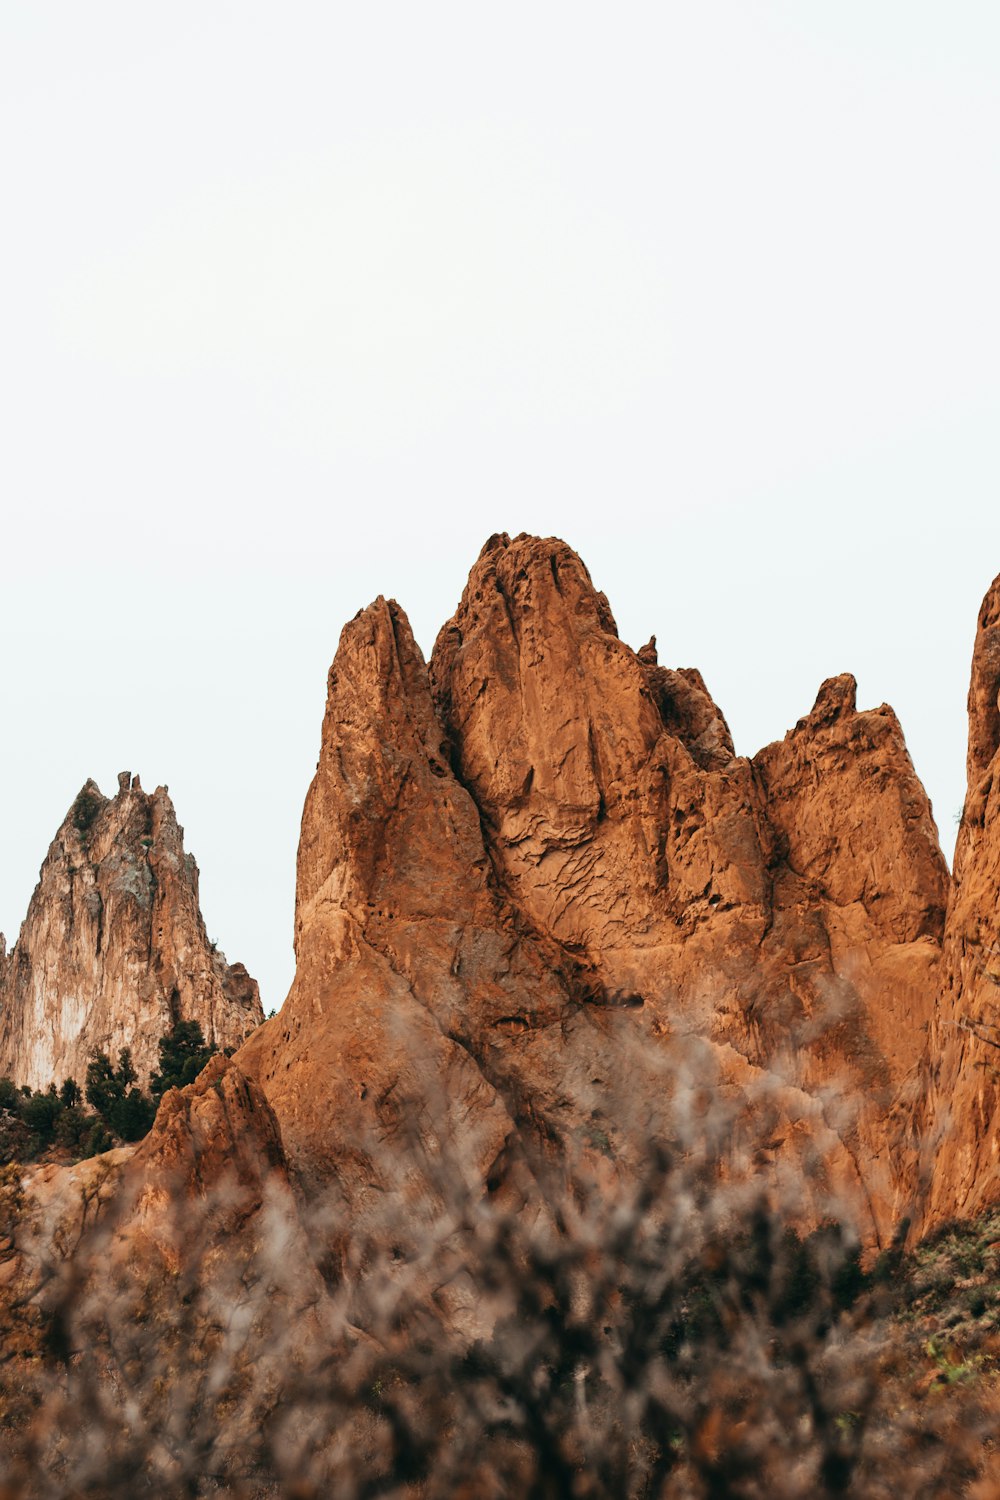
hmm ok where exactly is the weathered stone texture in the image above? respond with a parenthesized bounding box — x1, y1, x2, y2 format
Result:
(0, 776, 262, 1091)
(240, 535, 953, 1244)
(922, 575, 1000, 1225)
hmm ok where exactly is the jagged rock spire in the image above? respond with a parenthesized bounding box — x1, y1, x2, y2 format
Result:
(0, 775, 262, 1091)
(240, 534, 950, 1242)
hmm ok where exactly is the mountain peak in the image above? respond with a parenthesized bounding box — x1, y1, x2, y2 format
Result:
(0, 775, 262, 1091)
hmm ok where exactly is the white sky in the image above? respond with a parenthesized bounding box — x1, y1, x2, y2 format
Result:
(2, 3, 999, 1011)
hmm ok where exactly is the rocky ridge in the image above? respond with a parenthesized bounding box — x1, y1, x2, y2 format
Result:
(239, 534, 954, 1244)
(6, 535, 1000, 1251)
(0, 774, 263, 1091)
(922, 575, 1000, 1224)
(10, 533, 1000, 1499)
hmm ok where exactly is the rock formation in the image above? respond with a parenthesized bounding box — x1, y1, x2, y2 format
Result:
(11, 533, 1000, 1496)
(240, 534, 951, 1244)
(0, 774, 262, 1091)
(9, 1056, 285, 1289)
(2, 1054, 320, 1493)
(922, 573, 1000, 1224)
(9, 534, 996, 1250)
(238, 593, 597, 1212)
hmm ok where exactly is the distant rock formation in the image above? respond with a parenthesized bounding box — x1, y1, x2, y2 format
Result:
(0, 775, 262, 1091)
(240, 534, 951, 1243)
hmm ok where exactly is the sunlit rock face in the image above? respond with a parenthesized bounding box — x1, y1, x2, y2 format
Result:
(922, 573, 1000, 1227)
(0, 775, 262, 1092)
(240, 534, 951, 1245)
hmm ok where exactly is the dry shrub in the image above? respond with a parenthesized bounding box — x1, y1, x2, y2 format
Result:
(0, 1040, 995, 1498)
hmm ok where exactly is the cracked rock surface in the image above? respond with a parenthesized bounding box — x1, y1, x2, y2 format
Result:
(0, 776, 263, 1090)
(922, 573, 1000, 1226)
(240, 534, 954, 1243)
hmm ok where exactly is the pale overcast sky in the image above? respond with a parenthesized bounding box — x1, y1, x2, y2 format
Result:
(2, 3, 999, 1010)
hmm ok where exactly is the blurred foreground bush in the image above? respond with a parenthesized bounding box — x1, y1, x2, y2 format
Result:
(1, 1052, 998, 1499)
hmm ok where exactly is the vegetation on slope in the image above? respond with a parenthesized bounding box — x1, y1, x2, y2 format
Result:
(2, 1069, 1000, 1498)
(0, 1020, 215, 1164)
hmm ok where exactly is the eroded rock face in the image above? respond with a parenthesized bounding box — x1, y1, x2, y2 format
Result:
(923, 575, 1000, 1224)
(2, 1055, 321, 1483)
(430, 539, 946, 1222)
(239, 595, 610, 1213)
(8, 1056, 308, 1337)
(11, 1054, 304, 1291)
(0, 776, 263, 1091)
(119, 1054, 310, 1291)
(241, 534, 951, 1244)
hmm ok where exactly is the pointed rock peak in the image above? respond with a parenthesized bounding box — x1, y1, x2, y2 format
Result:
(430, 535, 657, 832)
(295, 588, 487, 956)
(922, 570, 1000, 1228)
(0, 776, 262, 1090)
(965, 571, 1000, 793)
(246, 532, 958, 1244)
(431, 534, 624, 712)
(117, 770, 131, 794)
(476, 529, 603, 576)
(329, 593, 433, 728)
(478, 530, 511, 559)
(803, 673, 858, 728)
(640, 661, 736, 770)
(976, 570, 1000, 630)
(756, 668, 947, 947)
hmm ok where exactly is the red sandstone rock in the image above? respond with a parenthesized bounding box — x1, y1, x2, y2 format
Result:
(15, 533, 994, 1487)
(0, 776, 263, 1091)
(238, 594, 607, 1213)
(239, 535, 951, 1244)
(922, 575, 1000, 1225)
(4, 534, 973, 1248)
(6, 1055, 321, 1439)
(13, 1054, 303, 1277)
(120, 1054, 310, 1283)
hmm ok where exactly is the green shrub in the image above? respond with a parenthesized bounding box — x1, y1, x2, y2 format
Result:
(20, 1089, 61, 1146)
(0, 1077, 21, 1113)
(71, 785, 104, 839)
(86, 1048, 155, 1142)
(60, 1077, 81, 1108)
(54, 1104, 96, 1153)
(150, 1020, 213, 1099)
(0, 1021, 219, 1166)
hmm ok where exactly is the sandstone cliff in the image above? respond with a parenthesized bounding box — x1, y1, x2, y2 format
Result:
(0, 774, 263, 1091)
(240, 534, 950, 1244)
(922, 573, 1000, 1224)
(10, 534, 1000, 1497)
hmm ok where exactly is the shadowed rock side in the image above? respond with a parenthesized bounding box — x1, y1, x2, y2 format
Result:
(240, 534, 950, 1244)
(923, 574, 1000, 1225)
(0, 775, 263, 1091)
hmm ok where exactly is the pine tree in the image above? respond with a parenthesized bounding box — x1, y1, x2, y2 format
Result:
(150, 1021, 213, 1099)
